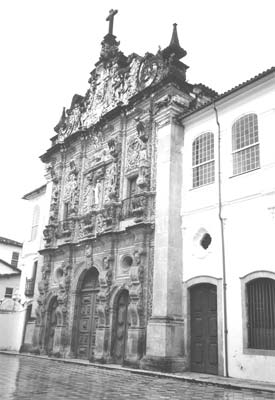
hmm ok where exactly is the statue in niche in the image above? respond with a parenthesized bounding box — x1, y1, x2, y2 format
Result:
(64, 161, 78, 214)
(92, 179, 102, 207)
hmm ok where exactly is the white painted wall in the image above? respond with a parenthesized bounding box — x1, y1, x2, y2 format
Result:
(0, 309, 26, 351)
(19, 182, 51, 312)
(181, 74, 275, 382)
(0, 275, 20, 300)
(0, 242, 22, 268)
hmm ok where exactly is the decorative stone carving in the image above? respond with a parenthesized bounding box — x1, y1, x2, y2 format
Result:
(64, 160, 79, 216)
(126, 137, 142, 172)
(103, 162, 118, 202)
(128, 249, 145, 327)
(57, 95, 84, 142)
(97, 256, 114, 328)
(108, 137, 120, 159)
(135, 117, 149, 143)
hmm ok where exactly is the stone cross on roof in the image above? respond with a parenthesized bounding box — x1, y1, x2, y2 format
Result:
(106, 9, 118, 35)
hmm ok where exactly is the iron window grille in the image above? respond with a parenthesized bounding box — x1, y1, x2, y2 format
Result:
(11, 252, 19, 268)
(192, 132, 215, 188)
(232, 113, 260, 176)
(247, 278, 275, 350)
(5, 287, 13, 298)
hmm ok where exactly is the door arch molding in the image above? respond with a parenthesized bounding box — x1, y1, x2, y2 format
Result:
(110, 287, 130, 364)
(183, 276, 224, 375)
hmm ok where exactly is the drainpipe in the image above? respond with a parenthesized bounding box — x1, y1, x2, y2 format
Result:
(213, 102, 229, 378)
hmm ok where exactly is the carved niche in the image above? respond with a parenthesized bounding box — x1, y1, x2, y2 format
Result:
(63, 160, 79, 216)
(128, 248, 145, 327)
(97, 256, 114, 327)
(43, 163, 61, 247)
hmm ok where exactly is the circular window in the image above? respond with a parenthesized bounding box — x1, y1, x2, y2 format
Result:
(200, 233, 212, 250)
(121, 255, 133, 270)
(193, 228, 212, 259)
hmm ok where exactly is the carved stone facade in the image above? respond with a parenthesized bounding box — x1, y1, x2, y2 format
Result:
(32, 12, 216, 369)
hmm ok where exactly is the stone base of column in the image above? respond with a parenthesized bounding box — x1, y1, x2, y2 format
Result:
(140, 316, 187, 372)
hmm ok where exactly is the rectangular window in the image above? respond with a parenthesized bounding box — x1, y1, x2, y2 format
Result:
(232, 144, 260, 175)
(192, 132, 215, 188)
(193, 161, 215, 188)
(232, 114, 260, 176)
(5, 287, 13, 298)
(63, 202, 69, 220)
(11, 252, 19, 268)
(128, 176, 137, 198)
(247, 278, 275, 350)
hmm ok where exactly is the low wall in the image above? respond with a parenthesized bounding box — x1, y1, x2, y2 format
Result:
(0, 309, 26, 351)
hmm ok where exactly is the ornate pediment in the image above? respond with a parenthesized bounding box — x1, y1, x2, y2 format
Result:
(54, 47, 188, 142)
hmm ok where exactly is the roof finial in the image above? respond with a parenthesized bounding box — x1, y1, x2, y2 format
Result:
(162, 23, 187, 60)
(106, 9, 118, 35)
(170, 23, 180, 47)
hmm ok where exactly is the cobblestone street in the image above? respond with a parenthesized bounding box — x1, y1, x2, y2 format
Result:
(1, 354, 275, 400)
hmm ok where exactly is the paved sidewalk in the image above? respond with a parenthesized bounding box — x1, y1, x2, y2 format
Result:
(1, 350, 275, 394)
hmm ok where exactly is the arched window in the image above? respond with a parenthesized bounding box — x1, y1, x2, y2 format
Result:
(192, 132, 215, 188)
(247, 278, 275, 350)
(31, 205, 40, 241)
(232, 113, 260, 175)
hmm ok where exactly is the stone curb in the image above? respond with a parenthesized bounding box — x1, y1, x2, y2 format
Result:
(1, 350, 275, 393)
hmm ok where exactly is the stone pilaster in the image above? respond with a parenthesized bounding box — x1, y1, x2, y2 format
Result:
(141, 102, 186, 372)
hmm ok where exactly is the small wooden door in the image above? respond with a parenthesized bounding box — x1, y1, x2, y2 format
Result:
(46, 297, 58, 354)
(76, 268, 99, 359)
(190, 284, 218, 374)
(113, 290, 129, 364)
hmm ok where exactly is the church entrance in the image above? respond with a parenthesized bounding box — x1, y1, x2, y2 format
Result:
(46, 296, 58, 354)
(190, 283, 218, 374)
(76, 268, 99, 360)
(113, 290, 129, 364)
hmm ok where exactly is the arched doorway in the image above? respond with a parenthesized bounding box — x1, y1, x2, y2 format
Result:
(76, 268, 99, 359)
(190, 283, 218, 374)
(45, 296, 58, 354)
(113, 290, 130, 364)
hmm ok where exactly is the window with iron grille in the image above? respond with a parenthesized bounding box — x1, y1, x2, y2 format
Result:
(232, 113, 260, 175)
(5, 287, 13, 298)
(11, 251, 19, 268)
(192, 132, 215, 188)
(247, 278, 275, 350)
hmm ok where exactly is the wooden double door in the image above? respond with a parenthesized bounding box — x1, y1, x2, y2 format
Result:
(76, 268, 99, 360)
(190, 283, 218, 374)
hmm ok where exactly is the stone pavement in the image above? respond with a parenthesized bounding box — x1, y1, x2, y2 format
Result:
(1, 353, 275, 400)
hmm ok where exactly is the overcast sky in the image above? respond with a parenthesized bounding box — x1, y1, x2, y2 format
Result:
(0, 0, 274, 242)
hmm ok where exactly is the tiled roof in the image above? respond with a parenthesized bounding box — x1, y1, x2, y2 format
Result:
(22, 184, 47, 200)
(0, 259, 21, 275)
(183, 66, 275, 118)
(0, 236, 22, 247)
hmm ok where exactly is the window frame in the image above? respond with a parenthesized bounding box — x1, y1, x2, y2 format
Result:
(232, 113, 260, 176)
(30, 204, 40, 241)
(192, 132, 215, 188)
(241, 271, 275, 356)
(4, 287, 13, 298)
(11, 251, 19, 268)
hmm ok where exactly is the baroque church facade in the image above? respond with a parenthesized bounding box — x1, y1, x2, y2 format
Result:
(34, 11, 215, 367)
(30, 9, 275, 382)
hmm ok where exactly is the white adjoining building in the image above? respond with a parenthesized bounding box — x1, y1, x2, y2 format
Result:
(179, 67, 275, 382)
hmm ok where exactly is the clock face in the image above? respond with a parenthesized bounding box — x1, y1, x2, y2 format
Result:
(138, 59, 158, 89)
